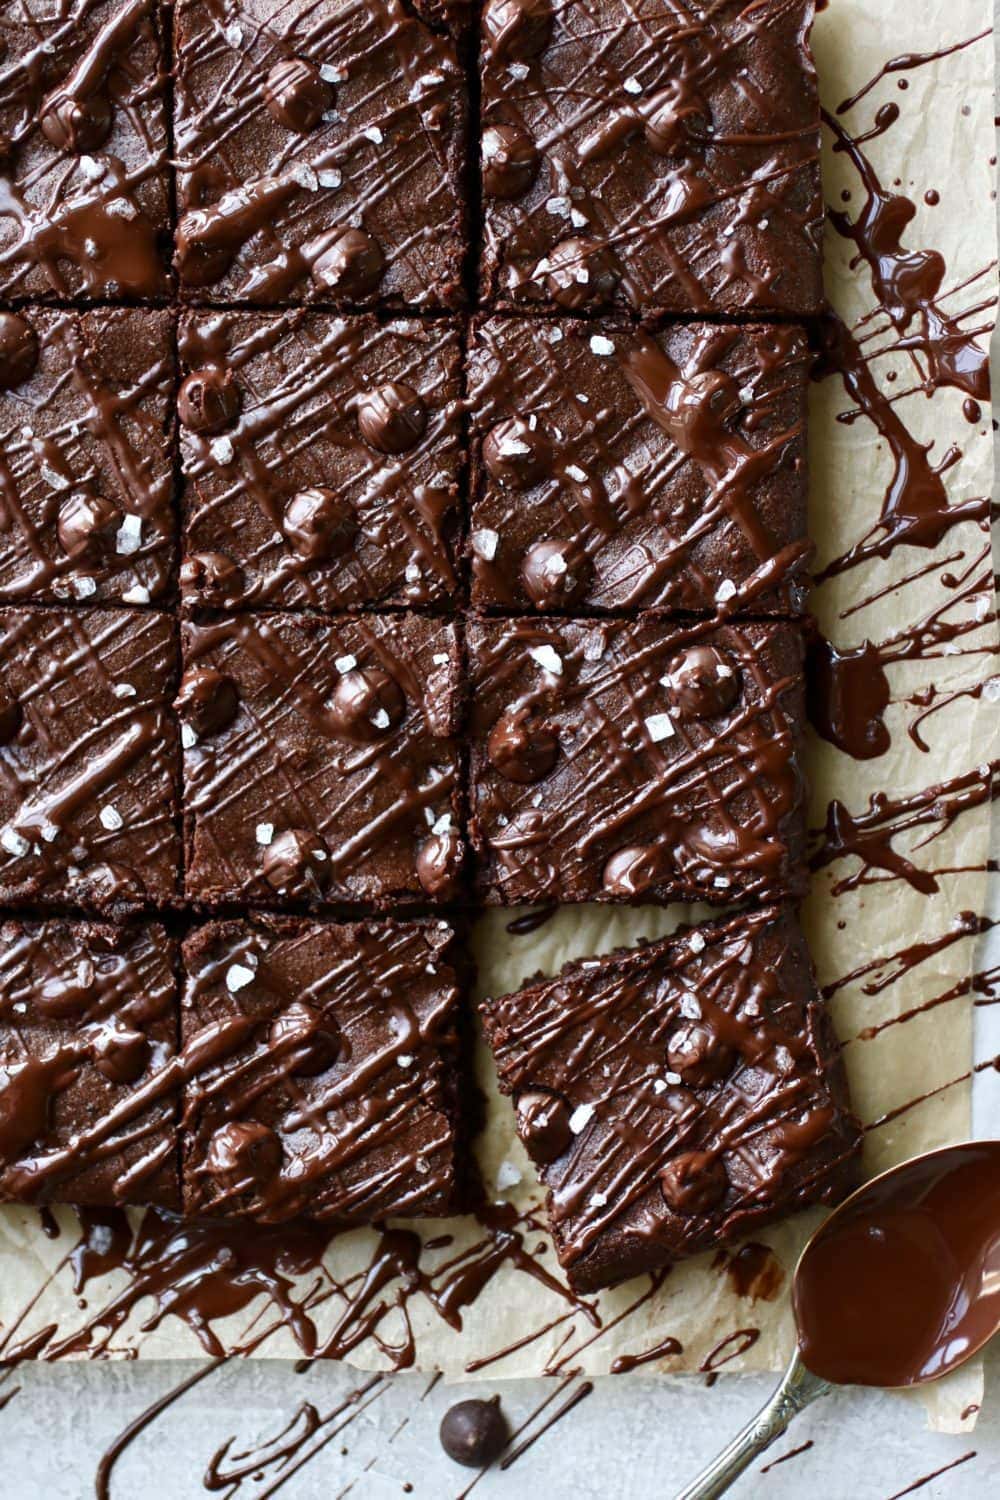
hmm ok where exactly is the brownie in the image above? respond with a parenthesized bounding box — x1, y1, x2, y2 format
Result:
(173, 0, 467, 308)
(467, 318, 809, 615)
(0, 919, 179, 1208)
(467, 616, 806, 906)
(481, 906, 862, 1293)
(0, 608, 181, 910)
(0, 308, 175, 606)
(181, 916, 464, 1222)
(479, 0, 822, 317)
(178, 310, 463, 612)
(0, 0, 171, 300)
(180, 611, 463, 907)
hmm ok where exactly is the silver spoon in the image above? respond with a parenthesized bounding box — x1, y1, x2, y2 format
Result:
(674, 1140, 1000, 1499)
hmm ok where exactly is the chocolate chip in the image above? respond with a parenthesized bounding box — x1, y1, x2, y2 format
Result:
(329, 667, 406, 743)
(282, 487, 357, 563)
(91, 1026, 151, 1085)
(481, 417, 552, 489)
(664, 646, 740, 718)
(178, 368, 241, 434)
(179, 551, 245, 606)
(205, 1121, 283, 1190)
(40, 89, 113, 153)
(357, 382, 427, 454)
(263, 58, 332, 133)
(643, 86, 708, 156)
(544, 237, 618, 309)
(483, 0, 553, 62)
(416, 827, 462, 899)
(439, 1397, 509, 1469)
(311, 228, 384, 298)
(515, 1088, 572, 1163)
(482, 123, 539, 198)
(0, 313, 38, 391)
(262, 828, 331, 897)
(0, 689, 22, 745)
(56, 491, 121, 562)
(175, 234, 234, 290)
(659, 1151, 728, 1214)
(487, 707, 558, 784)
(601, 844, 660, 897)
(667, 1022, 736, 1087)
(521, 539, 591, 609)
(175, 668, 239, 738)
(269, 1002, 341, 1077)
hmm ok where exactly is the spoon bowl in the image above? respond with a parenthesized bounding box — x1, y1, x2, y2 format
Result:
(674, 1141, 1000, 1499)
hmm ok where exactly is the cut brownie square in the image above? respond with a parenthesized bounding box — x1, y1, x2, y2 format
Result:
(0, 308, 175, 606)
(0, 0, 171, 300)
(479, 0, 822, 317)
(0, 608, 181, 910)
(178, 311, 463, 612)
(481, 906, 862, 1293)
(180, 611, 463, 907)
(173, 0, 467, 308)
(0, 919, 179, 1208)
(467, 616, 806, 905)
(467, 318, 809, 615)
(180, 916, 464, 1222)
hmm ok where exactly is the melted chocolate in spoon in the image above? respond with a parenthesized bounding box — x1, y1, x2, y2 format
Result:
(675, 1143, 1000, 1500)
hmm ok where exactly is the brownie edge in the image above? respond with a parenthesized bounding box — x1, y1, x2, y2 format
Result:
(480, 906, 862, 1294)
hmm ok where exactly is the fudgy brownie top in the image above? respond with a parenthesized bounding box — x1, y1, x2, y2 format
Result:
(0, 608, 181, 911)
(173, 0, 467, 308)
(467, 317, 809, 615)
(0, 0, 171, 300)
(180, 916, 463, 1222)
(478, 0, 822, 316)
(467, 616, 807, 906)
(180, 611, 463, 908)
(0, 308, 175, 606)
(481, 905, 861, 1293)
(0, 918, 179, 1208)
(178, 310, 464, 612)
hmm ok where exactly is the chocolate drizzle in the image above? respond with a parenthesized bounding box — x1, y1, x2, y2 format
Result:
(481, 906, 861, 1292)
(0, 0, 170, 298)
(468, 617, 808, 907)
(479, 0, 825, 315)
(179, 310, 462, 611)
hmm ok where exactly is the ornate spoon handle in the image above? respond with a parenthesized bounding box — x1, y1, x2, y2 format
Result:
(674, 1351, 830, 1500)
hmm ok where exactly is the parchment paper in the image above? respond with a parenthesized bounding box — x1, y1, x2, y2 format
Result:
(0, 0, 996, 1438)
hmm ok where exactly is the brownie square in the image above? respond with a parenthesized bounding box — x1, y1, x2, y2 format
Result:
(173, 0, 467, 308)
(181, 916, 464, 1222)
(481, 906, 862, 1293)
(0, 308, 175, 606)
(180, 611, 463, 907)
(0, 608, 181, 909)
(0, 919, 179, 1208)
(0, 0, 171, 300)
(467, 318, 809, 615)
(178, 311, 463, 612)
(479, 0, 822, 317)
(467, 616, 806, 905)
